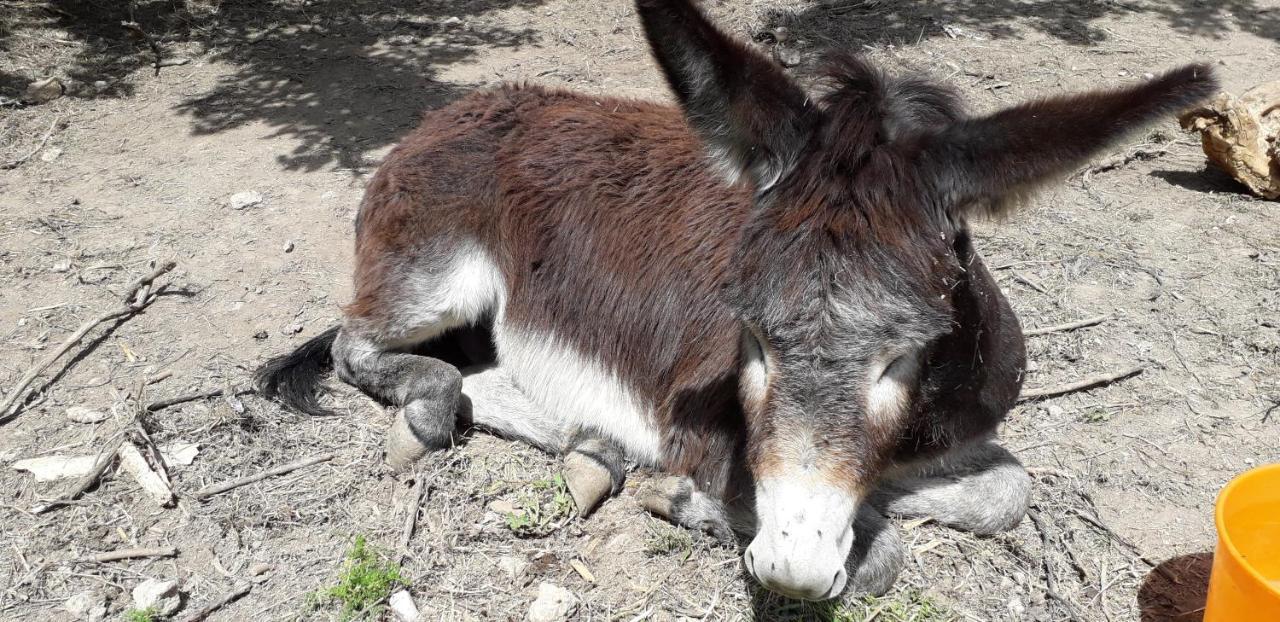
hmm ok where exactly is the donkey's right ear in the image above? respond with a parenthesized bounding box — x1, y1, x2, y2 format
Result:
(636, 0, 818, 190)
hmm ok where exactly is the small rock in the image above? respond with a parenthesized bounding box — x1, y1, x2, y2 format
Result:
(64, 591, 107, 622)
(52, 259, 73, 273)
(160, 442, 200, 467)
(40, 147, 63, 162)
(1142, 72, 1155, 80)
(388, 590, 420, 622)
(228, 191, 264, 210)
(441, 16, 462, 25)
(93, 80, 109, 90)
(24, 77, 64, 104)
(253, 330, 269, 340)
(773, 46, 802, 68)
(66, 406, 109, 423)
(249, 562, 272, 576)
(284, 322, 304, 334)
(488, 499, 518, 515)
(496, 555, 528, 581)
(283, 239, 295, 253)
(1045, 405, 1066, 418)
(132, 579, 181, 617)
(528, 582, 578, 622)
(13, 455, 98, 481)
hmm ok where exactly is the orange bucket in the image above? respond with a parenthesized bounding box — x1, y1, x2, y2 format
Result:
(1204, 463, 1280, 621)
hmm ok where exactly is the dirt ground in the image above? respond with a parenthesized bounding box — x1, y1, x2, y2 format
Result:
(1, 0, 1277, 620)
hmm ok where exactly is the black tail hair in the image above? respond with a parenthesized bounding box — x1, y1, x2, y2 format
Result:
(254, 325, 340, 416)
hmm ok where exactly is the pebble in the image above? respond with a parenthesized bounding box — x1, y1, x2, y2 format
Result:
(528, 582, 578, 622)
(66, 406, 109, 423)
(40, 147, 63, 162)
(228, 191, 264, 210)
(24, 77, 64, 103)
(132, 578, 181, 617)
(283, 239, 295, 253)
(285, 322, 304, 334)
(253, 330, 269, 340)
(63, 591, 107, 622)
(496, 555, 529, 581)
(52, 259, 73, 273)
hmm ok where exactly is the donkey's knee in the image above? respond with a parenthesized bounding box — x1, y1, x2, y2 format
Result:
(869, 441, 1030, 535)
(332, 327, 463, 469)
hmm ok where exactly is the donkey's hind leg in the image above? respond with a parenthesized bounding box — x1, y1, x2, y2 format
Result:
(332, 327, 463, 471)
(460, 365, 625, 516)
(868, 441, 1031, 535)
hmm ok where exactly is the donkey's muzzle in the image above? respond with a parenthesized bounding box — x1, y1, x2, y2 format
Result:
(744, 477, 857, 601)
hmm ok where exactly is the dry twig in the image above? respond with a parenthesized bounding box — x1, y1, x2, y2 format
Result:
(1019, 367, 1144, 401)
(1025, 315, 1111, 337)
(1, 262, 177, 421)
(72, 546, 177, 564)
(194, 452, 336, 500)
(399, 475, 428, 564)
(1027, 508, 1083, 622)
(146, 387, 254, 412)
(176, 583, 253, 622)
(1, 115, 60, 170)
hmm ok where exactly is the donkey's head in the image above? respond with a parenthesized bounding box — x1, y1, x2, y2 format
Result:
(637, 0, 1216, 601)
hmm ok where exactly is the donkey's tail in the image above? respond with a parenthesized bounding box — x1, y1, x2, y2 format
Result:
(254, 325, 340, 417)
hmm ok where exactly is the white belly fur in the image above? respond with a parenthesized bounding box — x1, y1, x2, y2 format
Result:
(492, 322, 664, 466)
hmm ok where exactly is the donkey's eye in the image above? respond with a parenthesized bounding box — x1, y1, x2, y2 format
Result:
(879, 351, 920, 383)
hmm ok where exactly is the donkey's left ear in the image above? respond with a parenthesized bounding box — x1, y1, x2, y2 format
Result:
(637, 0, 818, 190)
(918, 64, 1218, 219)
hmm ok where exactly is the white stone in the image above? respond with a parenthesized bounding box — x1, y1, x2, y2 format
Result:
(388, 590, 420, 622)
(528, 583, 577, 622)
(228, 191, 264, 210)
(64, 591, 107, 621)
(496, 555, 528, 581)
(132, 579, 181, 616)
(40, 147, 63, 162)
(66, 406, 109, 423)
(12, 455, 97, 481)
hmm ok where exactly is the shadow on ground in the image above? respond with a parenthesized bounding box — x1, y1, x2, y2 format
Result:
(2, 0, 1277, 169)
(1, 0, 546, 170)
(1138, 552, 1213, 622)
(761, 0, 1280, 49)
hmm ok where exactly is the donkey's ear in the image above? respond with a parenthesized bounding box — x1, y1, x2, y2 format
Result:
(636, 0, 817, 190)
(920, 64, 1218, 218)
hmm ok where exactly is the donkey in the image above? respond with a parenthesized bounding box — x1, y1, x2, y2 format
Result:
(256, 0, 1216, 601)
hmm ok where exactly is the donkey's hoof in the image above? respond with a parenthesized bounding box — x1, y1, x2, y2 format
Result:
(385, 410, 429, 472)
(635, 476, 685, 520)
(563, 451, 614, 517)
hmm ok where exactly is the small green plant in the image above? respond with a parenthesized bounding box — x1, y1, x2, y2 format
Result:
(314, 535, 404, 621)
(644, 520, 694, 558)
(757, 588, 951, 622)
(1081, 406, 1111, 424)
(502, 474, 573, 537)
(122, 608, 157, 622)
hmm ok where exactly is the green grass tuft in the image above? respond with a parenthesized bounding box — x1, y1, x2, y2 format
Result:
(755, 588, 953, 622)
(643, 520, 694, 558)
(314, 535, 405, 621)
(502, 474, 573, 537)
(122, 608, 157, 622)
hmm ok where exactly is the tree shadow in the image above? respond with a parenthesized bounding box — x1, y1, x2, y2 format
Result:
(1, 0, 546, 171)
(761, 0, 1280, 51)
(1138, 552, 1213, 622)
(173, 0, 546, 172)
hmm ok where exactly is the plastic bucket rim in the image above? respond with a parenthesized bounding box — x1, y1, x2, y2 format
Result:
(1214, 462, 1280, 601)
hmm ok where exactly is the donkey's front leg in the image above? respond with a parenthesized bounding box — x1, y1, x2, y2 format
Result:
(869, 441, 1031, 534)
(844, 505, 906, 596)
(636, 475, 735, 543)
